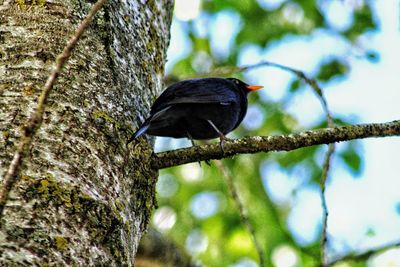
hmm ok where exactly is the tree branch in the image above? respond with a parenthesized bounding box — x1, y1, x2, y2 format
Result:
(327, 240, 400, 266)
(320, 143, 334, 266)
(151, 120, 400, 170)
(0, 0, 107, 217)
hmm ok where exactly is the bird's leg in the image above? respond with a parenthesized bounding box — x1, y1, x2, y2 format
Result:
(206, 120, 229, 154)
(186, 132, 196, 148)
(187, 132, 204, 167)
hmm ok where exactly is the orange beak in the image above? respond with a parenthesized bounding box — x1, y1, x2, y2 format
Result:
(246, 85, 263, 92)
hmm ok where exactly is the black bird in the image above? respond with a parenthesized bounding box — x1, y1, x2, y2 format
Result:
(128, 77, 263, 147)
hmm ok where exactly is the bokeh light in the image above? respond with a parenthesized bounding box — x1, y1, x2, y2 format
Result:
(190, 191, 220, 219)
(180, 162, 203, 182)
(156, 174, 178, 198)
(174, 0, 201, 21)
(153, 206, 176, 232)
(185, 229, 209, 255)
(271, 245, 299, 267)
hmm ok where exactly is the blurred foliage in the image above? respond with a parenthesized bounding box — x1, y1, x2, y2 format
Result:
(338, 141, 363, 177)
(316, 58, 349, 82)
(343, 3, 376, 41)
(152, 0, 380, 266)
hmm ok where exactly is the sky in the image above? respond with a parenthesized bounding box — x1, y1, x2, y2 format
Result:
(155, 0, 400, 266)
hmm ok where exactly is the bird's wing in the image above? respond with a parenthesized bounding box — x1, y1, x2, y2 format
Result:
(128, 106, 173, 142)
(151, 78, 237, 113)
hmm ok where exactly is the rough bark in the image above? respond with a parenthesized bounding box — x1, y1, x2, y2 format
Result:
(0, 0, 173, 265)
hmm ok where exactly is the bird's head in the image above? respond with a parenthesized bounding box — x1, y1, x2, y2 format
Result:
(227, 78, 263, 93)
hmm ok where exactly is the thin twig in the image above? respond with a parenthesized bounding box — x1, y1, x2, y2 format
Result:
(243, 62, 337, 266)
(243, 62, 337, 265)
(328, 240, 400, 265)
(214, 160, 265, 267)
(0, 0, 108, 217)
(275, 61, 338, 266)
(200, 61, 326, 121)
(242, 62, 336, 265)
(320, 144, 334, 266)
(201, 61, 338, 264)
(152, 120, 400, 170)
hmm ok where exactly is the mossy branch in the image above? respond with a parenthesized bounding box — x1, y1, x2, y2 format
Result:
(151, 120, 400, 170)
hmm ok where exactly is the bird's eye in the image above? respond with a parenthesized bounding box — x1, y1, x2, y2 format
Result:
(235, 79, 239, 84)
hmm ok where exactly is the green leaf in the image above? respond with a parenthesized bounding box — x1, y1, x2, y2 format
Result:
(171, 57, 195, 77)
(365, 50, 380, 63)
(366, 227, 376, 237)
(339, 142, 363, 176)
(344, 3, 377, 41)
(293, 0, 324, 26)
(316, 58, 349, 82)
(332, 117, 357, 126)
(289, 79, 301, 92)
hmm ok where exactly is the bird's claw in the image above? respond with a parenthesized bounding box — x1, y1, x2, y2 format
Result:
(219, 134, 231, 154)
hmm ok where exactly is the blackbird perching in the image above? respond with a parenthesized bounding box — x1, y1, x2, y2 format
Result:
(128, 77, 263, 147)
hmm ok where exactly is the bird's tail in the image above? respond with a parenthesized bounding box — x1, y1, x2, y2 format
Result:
(127, 121, 150, 145)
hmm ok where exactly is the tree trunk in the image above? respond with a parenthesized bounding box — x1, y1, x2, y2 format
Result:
(0, 0, 173, 265)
